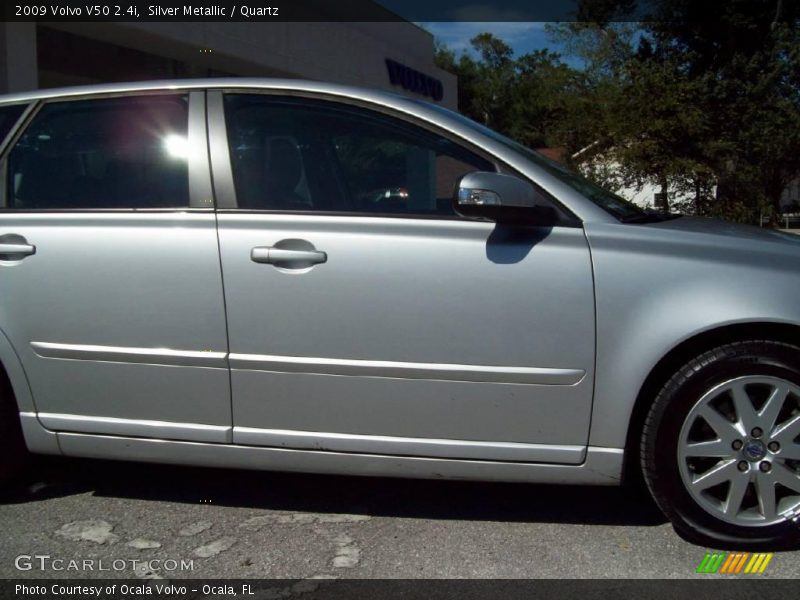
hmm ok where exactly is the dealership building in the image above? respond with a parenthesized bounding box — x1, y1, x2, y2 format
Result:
(0, 17, 457, 108)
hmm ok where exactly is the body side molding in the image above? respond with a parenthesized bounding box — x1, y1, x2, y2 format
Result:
(229, 353, 585, 385)
(29, 341, 585, 385)
(30, 341, 228, 368)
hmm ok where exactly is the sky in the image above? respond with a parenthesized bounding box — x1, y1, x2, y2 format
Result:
(418, 22, 585, 68)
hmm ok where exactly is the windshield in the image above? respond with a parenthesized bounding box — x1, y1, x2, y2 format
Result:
(411, 100, 648, 221)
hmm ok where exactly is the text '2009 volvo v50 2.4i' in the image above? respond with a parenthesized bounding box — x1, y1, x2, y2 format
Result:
(0, 79, 799, 549)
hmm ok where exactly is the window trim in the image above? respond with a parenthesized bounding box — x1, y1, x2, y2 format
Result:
(187, 91, 214, 209)
(208, 89, 580, 226)
(0, 100, 40, 210)
(207, 91, 236, 209)
(0, 101, 35, 157)
(0, 90, 211, 212)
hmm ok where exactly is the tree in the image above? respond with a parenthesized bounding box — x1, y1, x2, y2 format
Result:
(434, 2, 800, 224)
(434, 33, 597, 151)
(640, 0, 800, 222)
(553, 1, 800, 222)
(509, 50, 593, 150)
(435, 33, 516, 130)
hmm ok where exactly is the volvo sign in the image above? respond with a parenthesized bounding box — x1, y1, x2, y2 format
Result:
(385, 58, 444, 102)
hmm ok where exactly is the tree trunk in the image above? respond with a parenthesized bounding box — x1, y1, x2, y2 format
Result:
(694, 179, 702, 215)
(768, 184, 785, 229)
(659, 175, 669, 213)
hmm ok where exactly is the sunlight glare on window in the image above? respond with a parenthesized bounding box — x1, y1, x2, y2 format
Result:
(163, 134, 190, 160)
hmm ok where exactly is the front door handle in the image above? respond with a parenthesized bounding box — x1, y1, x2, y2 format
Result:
(251, 246, 327, 268)
(0, 234, 36, 260)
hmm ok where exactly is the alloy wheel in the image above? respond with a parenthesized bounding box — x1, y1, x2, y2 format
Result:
(678, 376, 800, 526)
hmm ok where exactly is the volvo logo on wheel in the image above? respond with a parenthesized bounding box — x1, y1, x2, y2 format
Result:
(743, 439, 767, 461)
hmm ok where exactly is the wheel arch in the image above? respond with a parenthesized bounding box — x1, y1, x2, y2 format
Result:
(622, 321, 800, 484)
(0, 327, 60, 455)
(0, 327, 35, 413)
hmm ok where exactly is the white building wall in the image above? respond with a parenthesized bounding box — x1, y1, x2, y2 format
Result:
(587, 158, 797, 215)
(579, 157, 698, 210)
(780, 178, 800, 211)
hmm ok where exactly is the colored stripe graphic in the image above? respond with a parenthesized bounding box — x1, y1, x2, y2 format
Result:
(699, 552, 774, 575)
(734, 553, 749, 574)
(744, 554, 760, 574)
(757, 553, 773, 573)
(719, 552, 739, 573)
(696, 554, 712, 573)
(748, 553, 774, 574)
(697, 553, 725, 573)
(729, 553, 748, 574)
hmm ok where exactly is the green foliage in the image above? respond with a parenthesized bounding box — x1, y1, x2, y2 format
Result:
(434, 33, 599, 153)
(432, 1, 800, 224)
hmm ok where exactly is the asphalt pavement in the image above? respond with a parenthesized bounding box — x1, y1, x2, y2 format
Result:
(1, 456, 798, 580)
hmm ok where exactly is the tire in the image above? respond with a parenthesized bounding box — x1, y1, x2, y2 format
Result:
(641, 340, 800, 550)
(0, 372, 28, 483)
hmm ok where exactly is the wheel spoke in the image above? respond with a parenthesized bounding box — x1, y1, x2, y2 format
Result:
(684, 439, 732, 458)
(724, 473, 749, 517)
(692, 459, 737, 490)
(731, 382, 758, 429)
(759, 383, 789, 432)
(697, 405, 741, 443)
(772, 414, 800, 445)
(778, 443, 800, 461)
(771, 463, 800, 495)
(755, 472, 777, 521)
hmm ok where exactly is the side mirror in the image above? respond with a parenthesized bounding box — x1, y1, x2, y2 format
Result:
(454, 171, 557, 225)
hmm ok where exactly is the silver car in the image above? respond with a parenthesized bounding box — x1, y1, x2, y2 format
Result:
(0, 79, 799, 549)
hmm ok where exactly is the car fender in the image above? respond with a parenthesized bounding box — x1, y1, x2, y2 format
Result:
(585, 221, 800, 449)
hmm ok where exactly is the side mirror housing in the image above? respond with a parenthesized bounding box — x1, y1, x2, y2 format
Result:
(454, 171, 557, 226)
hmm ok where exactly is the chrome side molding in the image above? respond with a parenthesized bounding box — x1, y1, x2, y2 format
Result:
(229, 353, 585, 385)
(30, 341, 228, 368)
(30, 341, 585, 385)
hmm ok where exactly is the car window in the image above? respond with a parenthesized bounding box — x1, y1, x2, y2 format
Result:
(0, 104, 26, 146)
(6, 95, 190, 210)
(223, 95, 494, 216)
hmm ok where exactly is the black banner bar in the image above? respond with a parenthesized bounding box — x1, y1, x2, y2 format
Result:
(1, 0, 777, 23)
(2, 579, 799, 600)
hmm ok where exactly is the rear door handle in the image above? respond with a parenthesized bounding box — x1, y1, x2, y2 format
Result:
(0, 244, 36, 256)
(251, 246, 327, 267)
(0, 235, 36, 260)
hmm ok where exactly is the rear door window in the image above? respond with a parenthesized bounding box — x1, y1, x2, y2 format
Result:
(6, 95, 190, 210)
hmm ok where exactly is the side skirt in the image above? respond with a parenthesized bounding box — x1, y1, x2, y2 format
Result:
(19, 414, 623, 485)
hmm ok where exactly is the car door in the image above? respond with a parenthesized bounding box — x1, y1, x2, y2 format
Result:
(210, 91, 595, 463)
(0, 91, 231, 443)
